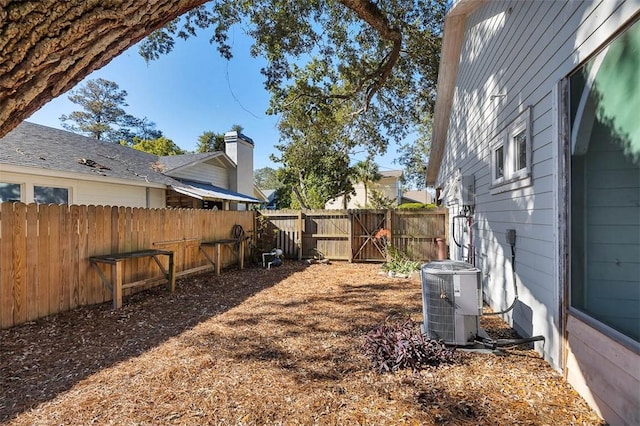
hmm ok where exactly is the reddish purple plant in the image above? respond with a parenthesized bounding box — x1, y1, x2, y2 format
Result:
(363, 317, 460, 373)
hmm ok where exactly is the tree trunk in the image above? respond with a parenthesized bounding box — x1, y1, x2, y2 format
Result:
(0, 0, 401, 139)
(0, 0, 208, 138)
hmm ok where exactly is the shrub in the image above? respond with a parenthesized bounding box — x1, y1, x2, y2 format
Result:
(397, 202, 438, 210)
(363, 317, 460, 373)
(383, 245, 421, 275)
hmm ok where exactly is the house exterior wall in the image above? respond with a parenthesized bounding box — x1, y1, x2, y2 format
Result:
(325, 176, 401, 209)
(0, 168, 166, 208)
(164, 160, 229, 188)
(437, 1, 639, 423)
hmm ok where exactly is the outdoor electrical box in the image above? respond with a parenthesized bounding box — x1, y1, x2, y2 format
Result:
(459, 175, 475, 206)
(506, 229, 516, 246)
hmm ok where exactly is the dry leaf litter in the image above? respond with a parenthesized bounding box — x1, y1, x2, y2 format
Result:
(0, 262, 605, 425)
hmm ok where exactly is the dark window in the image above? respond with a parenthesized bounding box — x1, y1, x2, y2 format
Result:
(0, 183, 21, 202)
(34, 186, 69, 204)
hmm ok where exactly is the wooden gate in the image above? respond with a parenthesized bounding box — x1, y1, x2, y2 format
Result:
(258, 209, 447, 262)
(351, 210, 389, 262)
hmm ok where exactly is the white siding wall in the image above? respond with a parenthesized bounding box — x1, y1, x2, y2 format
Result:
(166, 161, 229, 188)
(438, 1, 639, 422)
(0, 170, 166, 208)
(439, 0, 638, 366)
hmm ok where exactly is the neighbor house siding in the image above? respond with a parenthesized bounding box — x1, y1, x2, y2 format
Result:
(325, 176, 401, 209)
(0, 170, 165, 208)
(437, 0, 639, 422)
(166, 161, 229, 188)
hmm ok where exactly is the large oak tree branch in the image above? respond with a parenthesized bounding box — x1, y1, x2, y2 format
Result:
(0, 0, 403, 138)
(338, 0, 403, 111)
(0, 0, 208, 138)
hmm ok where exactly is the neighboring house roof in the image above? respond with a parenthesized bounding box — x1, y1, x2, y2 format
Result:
(426, 0, 485, 185)
(0, 121, 261, 203)
(380, 170, 403, 179)
(402, 190, 434, 204)
(0, 121, 172, 186)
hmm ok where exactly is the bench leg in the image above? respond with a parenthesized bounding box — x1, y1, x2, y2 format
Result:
(112, 262, 123, 309)
(239, 240, 245, 270)
(168, 253, 176, 292)
(216, 244, 222, 276)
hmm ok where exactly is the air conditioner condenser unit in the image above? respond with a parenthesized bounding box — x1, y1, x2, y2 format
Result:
(420, 260, 482, 345)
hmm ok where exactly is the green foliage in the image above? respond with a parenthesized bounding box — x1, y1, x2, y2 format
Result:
(254, 167, 282, 190)
(196, 131, 225, 153)
(60, 78, 162, 143)
(395, 114, 432, 190)
(363, 317, 460, 373)
(383, 245, 421, 275)
(139, 1, 447, 201)
(130, 136, 185, 156)
(352, 159, 382, 208)
(397, 202, 437, 210)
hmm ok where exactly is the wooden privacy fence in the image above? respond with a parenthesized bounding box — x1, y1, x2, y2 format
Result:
(258, 209, 448, 262)
(0, 202, 254, 329)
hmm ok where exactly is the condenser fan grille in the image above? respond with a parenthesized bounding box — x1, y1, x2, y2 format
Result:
(420, 260, 482, 345)
(423, 272, 455, 342)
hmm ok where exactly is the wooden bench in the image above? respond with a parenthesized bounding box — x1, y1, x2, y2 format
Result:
(199, 238, 248, 276)
(89, 249, 176, 309)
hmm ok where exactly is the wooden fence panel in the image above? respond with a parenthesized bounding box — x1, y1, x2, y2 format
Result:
(1, 203, 445, 329)
(259, 208, 448, 263)
(302, 210, 350, 260)
(0, 202, 15, 327)
(26, 203, 39, 321)
(12, 203, 27, 325)
(0, 202, 255, 329)
(391, 210, 448, 261)
(259, 210, 301, 259)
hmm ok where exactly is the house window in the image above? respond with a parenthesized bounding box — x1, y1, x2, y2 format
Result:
(569, 17, 640, 345)
(493, 145, 504, 181)
(490, 108, 532, 192)
(514, 129, 527, 172)
(0, 183, 21, 202)
(34, 185, 69, 204)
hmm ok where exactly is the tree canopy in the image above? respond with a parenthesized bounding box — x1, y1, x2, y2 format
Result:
(129, 136, 185, 156)
(0, 0, 445, 203)
(140, 0, 446, 201)
(142, 1, 445, 149)
(60, 78, 163, 144)
(395, 115, 432, 190)
(196, 131, 225, 153)
(254, 167, 281, 190)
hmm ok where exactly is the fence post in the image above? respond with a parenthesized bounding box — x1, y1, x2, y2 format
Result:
(347, 210, 353, 263)
(297, 210, 303, 260)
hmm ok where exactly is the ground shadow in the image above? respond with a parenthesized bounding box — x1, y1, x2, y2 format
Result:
(0, 262, 306, 423)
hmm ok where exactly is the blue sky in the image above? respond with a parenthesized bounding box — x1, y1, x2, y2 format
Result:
(27, 28, 403, 172)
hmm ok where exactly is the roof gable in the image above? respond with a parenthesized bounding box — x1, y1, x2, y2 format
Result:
(159, 151, 236, 174)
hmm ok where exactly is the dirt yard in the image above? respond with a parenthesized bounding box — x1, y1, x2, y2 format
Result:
(0, 261, 604, 425)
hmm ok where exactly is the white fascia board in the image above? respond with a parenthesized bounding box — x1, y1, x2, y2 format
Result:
(0, 164, 167, 188)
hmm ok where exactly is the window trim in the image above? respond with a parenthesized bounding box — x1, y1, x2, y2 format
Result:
(490, 107, 533, 194)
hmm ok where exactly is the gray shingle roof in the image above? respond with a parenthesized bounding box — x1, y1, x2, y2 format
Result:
(0, 122, 238, 189)
(0, 122, 175, 185)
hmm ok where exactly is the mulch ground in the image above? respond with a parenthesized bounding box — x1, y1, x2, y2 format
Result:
(0, 261, 605, 425)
